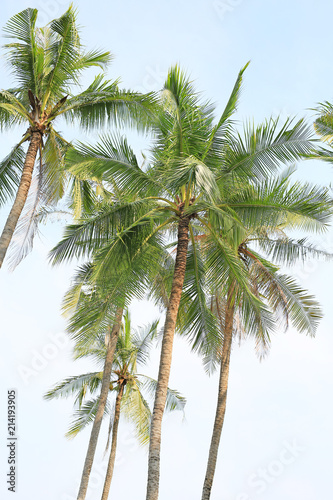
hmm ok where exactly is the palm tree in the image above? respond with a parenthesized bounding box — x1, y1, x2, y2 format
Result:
(56, 220, 165, 500)
(49, 65, 327, 500)
(0, 6, 154, 268)
(44, 311, 185, 500)
(200, 211, 332, 499)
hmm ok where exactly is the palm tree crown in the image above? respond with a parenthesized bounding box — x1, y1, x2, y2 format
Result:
(0, 6, 155, 268)
(45, 311, 185, 499)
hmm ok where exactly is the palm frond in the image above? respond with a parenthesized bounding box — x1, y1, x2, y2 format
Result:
(224, 117, 315, 181)
(203, 61, 249, 160)
(2, 8, 40, 95)
(0, 143, 25, 206)
(139, 375, 186, 413)
(121, 383, 151, 445)
(66, 397, 111, 439)
(43, 372, 103, 406)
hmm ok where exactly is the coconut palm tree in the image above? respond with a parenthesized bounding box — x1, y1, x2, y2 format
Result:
(56, 217, 165, 500)
(49, 65, 328, 500)
(0, 6, 155, 268)
(199, 212, 332, 499)
(44, 311, 185, 500)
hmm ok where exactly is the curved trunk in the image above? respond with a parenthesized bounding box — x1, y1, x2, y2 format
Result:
(146, 215, 190, 500)
(77, 307, 123, 500)
(100, 384, 124, 500)
(201, 287, 235, 500)
(0, 131, 41, 268)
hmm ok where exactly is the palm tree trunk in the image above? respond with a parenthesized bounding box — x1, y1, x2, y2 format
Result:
(201, 287, 235, 500)
(77, 307, 123, 500)
(100, 384, 124, 500)
(146, 215, 190, 500)
(0, 131, 41, 268)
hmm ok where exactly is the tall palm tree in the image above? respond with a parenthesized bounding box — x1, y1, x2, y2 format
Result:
(44, 311, 185, 500)
(199, 214, 332, 499)
(56, 217, 165, 500)
(0, 6, 154, 268)
(49, 66, 327, 500)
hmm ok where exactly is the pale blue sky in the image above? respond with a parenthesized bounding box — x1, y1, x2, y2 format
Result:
(1, 1, 333, 499)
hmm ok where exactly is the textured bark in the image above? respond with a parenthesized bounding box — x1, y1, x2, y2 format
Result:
(101, 384, 124, 500)
(77, 307, 123, 500)
(201, 288, 235, 500)
(146, 215, 190, 500)
(0, 131, 41, 268)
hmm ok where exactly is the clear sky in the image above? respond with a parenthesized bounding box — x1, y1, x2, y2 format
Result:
(1, 1, 333, 499)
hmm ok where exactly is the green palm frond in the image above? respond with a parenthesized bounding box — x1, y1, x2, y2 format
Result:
(49, 198, 159, 264)
(179, 231, 219, 353)
(203, 61, 249, 161)
(266, 273, 322, 336)
(131, 320, 159, 366)
(65, 134, 161, 196)
(224, 117, 315, 181)
(42, 6, 82, 104)
(139, 375, 186, 414)
(62, 77, 158, 132)
(0, 90, 32, 126)
(314, 101, 333, 144)
(0, 143, 25, 206)
(3, 8, 40, 95)
(254, 236, 333, 266)
(40, 128, 70, 204)
(121, 382, 151, 445)
(227, 169, 333, 232)
(66, 397, 111, 439)
(44, 372, 103, 406)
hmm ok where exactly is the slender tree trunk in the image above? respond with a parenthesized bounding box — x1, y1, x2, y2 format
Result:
(146, 215, 190, 500)
(0, 131, 41, 268)
(100, 384, 124, 500)
(201, 287, 235, 500)
(77, 307, 123, 500)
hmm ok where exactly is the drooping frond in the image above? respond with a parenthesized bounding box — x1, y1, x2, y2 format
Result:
(62, 76, 158, 132)
(43, 372, 103, 407)
(65, 133, 162, 196)
(41, 127, 70, 205)
(179, 230, 219, 354)
(139, 375, 186, 414)
(254, 235, 333, 266)
(7, 169, 44, 270)
(227, 168, 333, 232)
(121, 382, 151, 445)
(0, 143, 25, 206)
(0, 89, 32, 128)
(66, 397, 111, 439)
